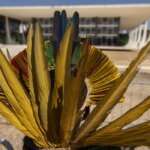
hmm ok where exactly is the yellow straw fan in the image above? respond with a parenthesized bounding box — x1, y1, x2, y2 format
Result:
(0, 21, 150, 149)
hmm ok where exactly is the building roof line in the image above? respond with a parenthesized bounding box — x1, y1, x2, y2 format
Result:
(0, 4, 150, 9)
(0, 4, 150, 30)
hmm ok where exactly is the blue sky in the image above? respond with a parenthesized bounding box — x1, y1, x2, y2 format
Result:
(0, 0, 150, 6)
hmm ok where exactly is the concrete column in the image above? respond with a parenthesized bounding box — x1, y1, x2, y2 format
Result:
(134, 25, 143, 49)
(134, 27, 138, 42)
(141, 21, 148, 47)
(5, 16, 12, 44)
(128, 31, 133, 44)
(133, 29, 137, 42)
(137, 25, 143, 43)
(129, 30, 136, 48)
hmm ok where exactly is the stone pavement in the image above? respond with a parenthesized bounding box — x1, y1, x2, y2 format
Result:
(0, 50, 150, 150)
(0, 117, 24, 150)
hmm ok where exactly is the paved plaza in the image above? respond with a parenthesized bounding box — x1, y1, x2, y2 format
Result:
(0, 50, 150, 150)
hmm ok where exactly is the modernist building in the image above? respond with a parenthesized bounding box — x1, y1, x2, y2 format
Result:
(39, 17, 120, 46)
(0, 15, 120, 46)
(0, 1, 150, 49)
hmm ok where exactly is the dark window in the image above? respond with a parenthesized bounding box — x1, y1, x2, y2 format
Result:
(0, 15, 6, 43)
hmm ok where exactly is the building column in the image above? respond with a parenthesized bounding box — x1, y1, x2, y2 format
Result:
(141, 21, 148, 47)
(137, 24, 143, 44)
(5, 16, 12, 44)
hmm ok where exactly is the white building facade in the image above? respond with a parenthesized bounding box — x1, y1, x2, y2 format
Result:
(0, 4, 150, 50)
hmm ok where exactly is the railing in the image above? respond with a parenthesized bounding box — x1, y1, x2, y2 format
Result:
(125, 20, 150, 50)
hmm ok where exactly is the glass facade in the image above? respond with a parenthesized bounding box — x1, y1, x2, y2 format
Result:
(39, 17, 120, 46)
(0, 16, 120, 45)
(39, 18, 53, 42)
(9, 18, 23, 44)
(79, 17, 120, 45)
(0, 15, 26, 44)
(0, 15, 6, 43)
